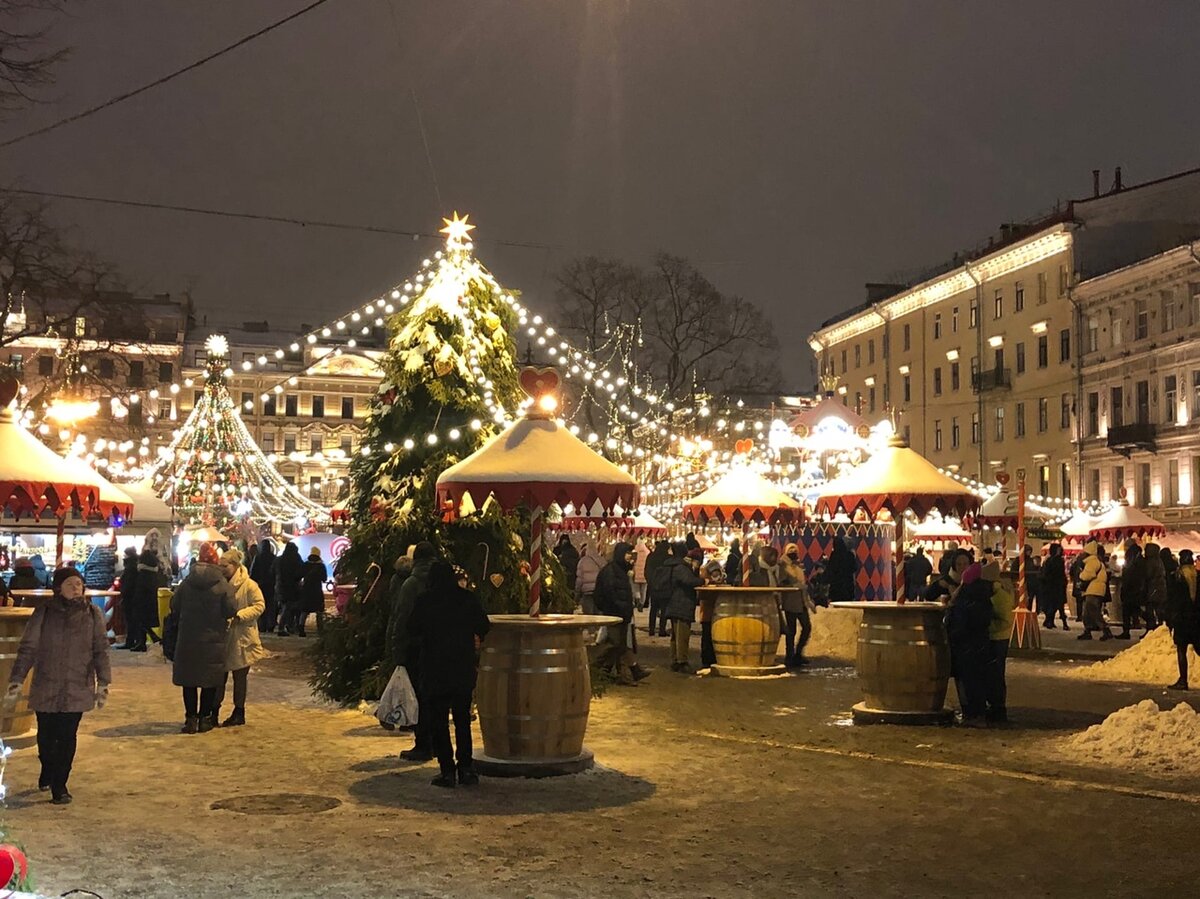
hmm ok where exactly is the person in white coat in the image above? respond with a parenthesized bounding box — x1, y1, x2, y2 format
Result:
(214, 549, 268, 727)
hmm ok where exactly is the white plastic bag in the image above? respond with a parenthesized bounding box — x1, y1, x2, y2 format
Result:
(375, 666, 419, 728)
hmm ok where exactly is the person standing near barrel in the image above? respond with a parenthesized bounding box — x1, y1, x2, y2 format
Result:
(663, 542, 704, 673)
(6, 567, 111, 804)
(944, 562, 992, 727)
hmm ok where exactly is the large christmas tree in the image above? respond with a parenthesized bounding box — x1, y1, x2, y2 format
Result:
(311, 215, 571, 703)
(150, 334, 328, 528)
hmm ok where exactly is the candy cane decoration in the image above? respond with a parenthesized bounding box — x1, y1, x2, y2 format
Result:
(529, 505, 543, 617)
(1016, 477, 1028, 609)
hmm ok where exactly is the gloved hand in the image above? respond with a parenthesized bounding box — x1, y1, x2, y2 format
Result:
(95, 683, 110, 710)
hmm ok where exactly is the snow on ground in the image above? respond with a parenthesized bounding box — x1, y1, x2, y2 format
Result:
(1064, 625, 1200, 688)
(1061, 699, 1200, 775)
(806, 606, 860, 663)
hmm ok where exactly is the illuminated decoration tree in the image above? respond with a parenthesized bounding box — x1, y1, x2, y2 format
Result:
(150, 334, 327, 527)
(311, 214, 572, 703)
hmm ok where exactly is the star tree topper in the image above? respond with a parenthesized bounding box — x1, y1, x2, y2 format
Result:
(440, 212, 475, 249)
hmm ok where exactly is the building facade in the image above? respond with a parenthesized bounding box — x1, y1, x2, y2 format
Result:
(1075, 243, 1200, 528)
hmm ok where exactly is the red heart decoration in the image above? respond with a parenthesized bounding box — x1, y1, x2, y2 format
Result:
(519, 366, 561, 400)
(734, 438, 753, 455)
(0, 845, 15, 888)
(995, 471, 1011, 486)
(0, 844, 26, 885)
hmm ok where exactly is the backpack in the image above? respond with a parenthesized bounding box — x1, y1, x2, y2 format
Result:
(650, 560, 674, 601)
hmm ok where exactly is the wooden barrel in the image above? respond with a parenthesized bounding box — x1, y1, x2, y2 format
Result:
(0, 607, 35, 739)
(476, 615, 608, 762)
(855, 603, 950, 713)
(708, 587, 785, 670)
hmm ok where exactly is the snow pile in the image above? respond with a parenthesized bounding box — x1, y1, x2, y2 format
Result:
(1064, 700, 1200, 775)
(1065, 626, 1200, 688)
(806, 606, 861, 662)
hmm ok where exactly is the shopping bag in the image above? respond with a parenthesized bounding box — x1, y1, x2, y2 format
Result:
(375, 666, 419, 728)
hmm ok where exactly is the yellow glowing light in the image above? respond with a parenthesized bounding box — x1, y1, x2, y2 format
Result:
(45, 396, 100, 425)
(537, 394, 558, 414)
(440, 212, 475, 247)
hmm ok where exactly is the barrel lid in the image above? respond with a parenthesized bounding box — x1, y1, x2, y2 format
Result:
(831, 601, 945, 610)
(487, 613, 622, 628)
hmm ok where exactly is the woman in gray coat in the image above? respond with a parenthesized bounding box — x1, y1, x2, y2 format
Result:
(171, 543, 236, 734)
(6, 567, 111, 804)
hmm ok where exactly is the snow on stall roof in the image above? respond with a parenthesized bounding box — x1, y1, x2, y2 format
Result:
(683, 467, 801, 518)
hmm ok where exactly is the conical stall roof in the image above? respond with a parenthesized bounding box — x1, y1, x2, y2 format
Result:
(330, 497, 350, 524)
(120, 478, 174, 531)
(1088, 501, 1166, 544)
(555, 507, 667, 538)
(0, 399, 100, 521)
(789, 394, 867, 433)
(907, 515, 973, 543)
(681, 467, 802, 526)
(814, 436, 980, 520)
(57, 454, 134, 523)
(966, 489, 1047, 531)
(436, 417, 639, 514)
(1057, 509, 1101, 544)
(181, 524, 233, 544)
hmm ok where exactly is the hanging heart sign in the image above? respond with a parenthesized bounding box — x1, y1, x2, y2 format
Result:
(518, 366, 561, 400)
(489, 573, 505, 588)
(996, 471, 1011, 486)
(734, 438, 754, 455)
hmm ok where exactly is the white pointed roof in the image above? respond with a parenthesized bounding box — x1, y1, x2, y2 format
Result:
(119, 478, 174, 529)
(682, 467, 802, 524)
(1089, 502, 1166, 543)
(58, 455, 134, 521)
(0, 405, 100, 520)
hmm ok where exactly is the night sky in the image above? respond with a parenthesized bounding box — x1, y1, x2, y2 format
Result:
(3, 1, 1199, 388)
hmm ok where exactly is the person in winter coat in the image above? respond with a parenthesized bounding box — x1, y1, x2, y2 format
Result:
(393, 542, 438, 762)
(1077, 541, 1113, 641)
(554, 534, 580, 593)
(5, 567, 110, 804)
(28, 554, 50, 587)
(663, 542, 704, 672)
(249, 539, 277, 633)
(644, 540, 672, 636)
(1165, 549, 1198, 690)
(925, 549, 969, 603)
(574, 542, 603, 615)
(905, 547, 933, 600)
(724, 539, 744, 587)
(983, 560, 1015, 723)
(1116, 543, 1147, 640)
(1040, 544, 1069, 629)
(128, 528, 170, 652)
(408, 561, 491, 788)
(171, 543, 237, 734)
(274, 542, 304, 636)
(826, 537, 857, 603)
(213, 549, 267, 727)
(8, 557, 41, 592)
(938, 542, 960, 579)
(945, 562, 993, 726)
(1143, 543, 1166, 629)
(295, 548, 328, 637)
(593, 541, 647, 685)
(631, 538, 650, 611)
(114, 548, 138, 648)
(748, 543, 808, 666)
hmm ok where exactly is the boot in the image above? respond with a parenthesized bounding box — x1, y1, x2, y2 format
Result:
(631, 664, 651, 682)
(457, 765, 480, 786)
(1076, 631, 1092, 640)
(400, 746, 434, 762)
(431, 773, 456, 788)
(1116, 631, 1132, 640)
(1099, 630, 1113, 641)
(181, 716, 200, 734)
(1168, 679, 1189, 690)
(221, 708, 246, 727)
(197, 716, 215, 733)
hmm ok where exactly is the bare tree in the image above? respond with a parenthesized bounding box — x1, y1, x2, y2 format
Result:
(0, 0, 67, 113)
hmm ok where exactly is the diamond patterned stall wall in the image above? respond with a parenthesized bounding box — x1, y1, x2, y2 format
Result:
(774, 521, 895, 602)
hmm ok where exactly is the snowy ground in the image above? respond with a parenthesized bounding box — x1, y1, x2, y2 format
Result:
(6, 616, 1200, 899)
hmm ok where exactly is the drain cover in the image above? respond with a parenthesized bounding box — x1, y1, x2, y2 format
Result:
(211, 793, 342, 815)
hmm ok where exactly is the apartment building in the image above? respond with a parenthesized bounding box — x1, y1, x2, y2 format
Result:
(809, 166, 1200, 502)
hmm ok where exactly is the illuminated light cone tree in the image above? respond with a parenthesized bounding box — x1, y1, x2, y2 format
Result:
(311, 214, 572, 704)
(151, 335, 328, 528)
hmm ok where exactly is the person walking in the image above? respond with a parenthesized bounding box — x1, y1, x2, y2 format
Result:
(664, 542, 704, 672)
(644, 540, 671, 636)
(250, 539, 277, 633)
(780, 543, 811, 667)
(1165, 549, 1199, 690)
(1040, 544, 1069, 629)
(5, 567, 110, 804)
(171, 543, 237, 733)
(393, 542, 438, 762)
(724, 539, 744, 587)
(114, 547, 139, 649)
(983, 560, 1015, 724)
(945, 562, 993, 726)
(212, 549, 267, 727)
(296, 548, 328, 637)
(826, 537, 857, 603)
(1116, 543, 1146, 640)
(1076, 541, 1113, 641)
(408, 561, 491, 788)
(593, 541, 648, 686)
(554, 534, 579, 594)
(274, 542, 303, 636)
(574, 541, 602, 615)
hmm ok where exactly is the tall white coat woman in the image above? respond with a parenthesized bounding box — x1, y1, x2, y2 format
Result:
(214, 549, 268, 727)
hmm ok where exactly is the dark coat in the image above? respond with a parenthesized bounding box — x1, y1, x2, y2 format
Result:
(664, 556, 703, 622)
(8, 567, 41, 591)
(1120, 551, 1147, 610)
(594, 542, 636, 622)
(827, 541, 857, 602)
(643, 542, 671, 599)
(136, 547, 168, 627)
(301, 558, 328, 613)
(1165, 574, 1198, 648)
(1041, 554, 1067, 599)
(119, 553, 138, 603)
(724, 547, 743, 587)
(11, 595, 111, 713)
(170, 563, 237, 688)
(249, 540, 276, 603)
(392, 557, 434, 668)
(408, 563, 491, 696)
(905, 552, 933, 599)
(554, 539, 580, 591)
(275, 544, 303, 607)
(945, 579, 994, 672)
(1144, 546, 1167, 612)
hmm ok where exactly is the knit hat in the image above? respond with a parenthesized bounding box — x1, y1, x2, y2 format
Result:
(220, 548, 244, 567)
(687, 548, 704, 561)
(52, 567, 84, 592)
(309, 547, 321, 559)
(981, 560, 1001, 582)
(960, 562, 982, 586)
(197, 542, 220, 564)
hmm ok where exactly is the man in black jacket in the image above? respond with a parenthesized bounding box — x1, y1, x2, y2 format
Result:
(593, 542, 648, 685)
(392, 542, 438, 762)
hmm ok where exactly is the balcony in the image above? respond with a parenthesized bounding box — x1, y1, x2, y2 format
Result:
(971, 368, 1011, 393)
(1107, 422, 1157, 456)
